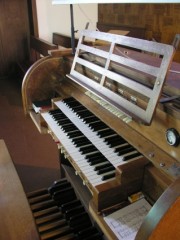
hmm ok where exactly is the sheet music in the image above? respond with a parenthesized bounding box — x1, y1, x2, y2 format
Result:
(103, 198, 151, 240)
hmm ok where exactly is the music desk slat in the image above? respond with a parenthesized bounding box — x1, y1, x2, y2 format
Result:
(0, 139, 39, 240)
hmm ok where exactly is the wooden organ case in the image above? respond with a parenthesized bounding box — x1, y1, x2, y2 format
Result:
(22, 30, 180, 240)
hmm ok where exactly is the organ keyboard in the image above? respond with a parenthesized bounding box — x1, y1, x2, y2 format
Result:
(22, 30, 180, 239)
(41, 97, 147, 210)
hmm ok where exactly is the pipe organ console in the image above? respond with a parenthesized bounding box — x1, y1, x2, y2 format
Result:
(22, 30, 180, 239)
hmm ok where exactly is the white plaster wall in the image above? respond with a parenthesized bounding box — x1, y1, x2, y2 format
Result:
(36, 0, 98, 42)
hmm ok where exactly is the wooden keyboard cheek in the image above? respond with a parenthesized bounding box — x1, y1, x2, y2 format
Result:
(117, 156, 149, 185)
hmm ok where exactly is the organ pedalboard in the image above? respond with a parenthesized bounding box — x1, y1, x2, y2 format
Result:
(28, 178, 103, 240)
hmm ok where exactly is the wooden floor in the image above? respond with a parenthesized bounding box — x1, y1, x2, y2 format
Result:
(0, 77, 60, 193)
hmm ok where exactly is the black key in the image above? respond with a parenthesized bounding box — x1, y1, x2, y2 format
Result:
(72, 105, 86, 112)
(87, 154, 107, 162)
(123, 152, 141, 161)
(62, 126, 78, 133)
(67, 130, 83, 138)
(61, 124, 78, 131)
(59, 122, 74, 128)
(61, 199, 82, 213)
(50, 110, 65, 116)
(65, 205, 85, 220)
(117, 146, 134, 156)
(89, 122, 108, 131)
(88, 160, 107, 167)
(85, 152, 103, 160)
(94, 162, 112, 171)
(63, 97, 76, 103)
(101, 172, 115, 180)
(69, 212, 91, 228)
(114, 143, 129, 152)
(74, 141, 91, 148)
(52, 113, 66, 120)
(77, 111, 93, 118)
(49, 109, 61, 115)
(73, 136, 89, 142)
(104, 135, 121, 143)
(83, 116, 99, 124)
(53, 113, 67, 119)
(84, 150, 100, 158)
(104, 135, 125, 144)
(97, 128, 115, 138)
(74, 109, 89, 115)
(67, 101, 82, 108)
(53, 187, 77, 205)
(72, 136, 90, 144)
(108, 138, 127, 148)
(80, 145, 97, 154)
(97, 166, 115, 175)
(88, 157, 108, 166)
(48, 182, 71, 195)
(87, 120, 102, 128)
(60, 123, 76, 130)
(64, 97, 79, 102)
(56, 119, 72, 125)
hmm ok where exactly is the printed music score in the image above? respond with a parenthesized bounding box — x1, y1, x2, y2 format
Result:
(103, 198, 151, 240)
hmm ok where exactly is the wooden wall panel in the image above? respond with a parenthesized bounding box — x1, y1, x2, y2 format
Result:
(0, 0, 30, 78)
(98, 4, 180, 62)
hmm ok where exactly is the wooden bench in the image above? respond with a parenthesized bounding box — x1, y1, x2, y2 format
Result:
(18, 25, 147, 77)
(18, 33, 78, 76)
(0, 139, 39, 240)
(97, 22, 146, 39)
(53, 32, 78, 48)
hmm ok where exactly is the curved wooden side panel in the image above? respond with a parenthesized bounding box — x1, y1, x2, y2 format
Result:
(135, 177, 180, 240)
(22, 56, 66, 115)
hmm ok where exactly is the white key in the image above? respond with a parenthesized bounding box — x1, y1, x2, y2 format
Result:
(41, 111, 115, 187)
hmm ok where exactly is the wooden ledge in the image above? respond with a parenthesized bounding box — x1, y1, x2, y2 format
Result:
(48, 48, 73, 57)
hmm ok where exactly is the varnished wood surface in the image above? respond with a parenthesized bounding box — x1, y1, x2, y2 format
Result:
(98, 4, 180, 62)
(22, 56, 66, 115)
(30, 35, 57, 61)
(22, 53, 179, 180)
(21, 52, 180, 238)
(135, 177, 180, 240)
(53, 32, 78, 48)
(97, 22, 145, 39)
(0, 0, 29, 77)
(0, 139, 39, 240)
(62, 80, 179, 179)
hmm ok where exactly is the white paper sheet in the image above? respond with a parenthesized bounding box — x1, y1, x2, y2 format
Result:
(103, 198, 151, 240)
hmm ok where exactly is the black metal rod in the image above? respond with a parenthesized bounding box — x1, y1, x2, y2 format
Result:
(70, 4, 75, 55)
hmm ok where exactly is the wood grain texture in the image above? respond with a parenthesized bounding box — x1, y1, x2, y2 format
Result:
(0, 0, 29, 77)
(98, 3, 180, 62)
(135, 177, 180, 240)
(0, 139, 39, 240)
(22, 56, 67, 115)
